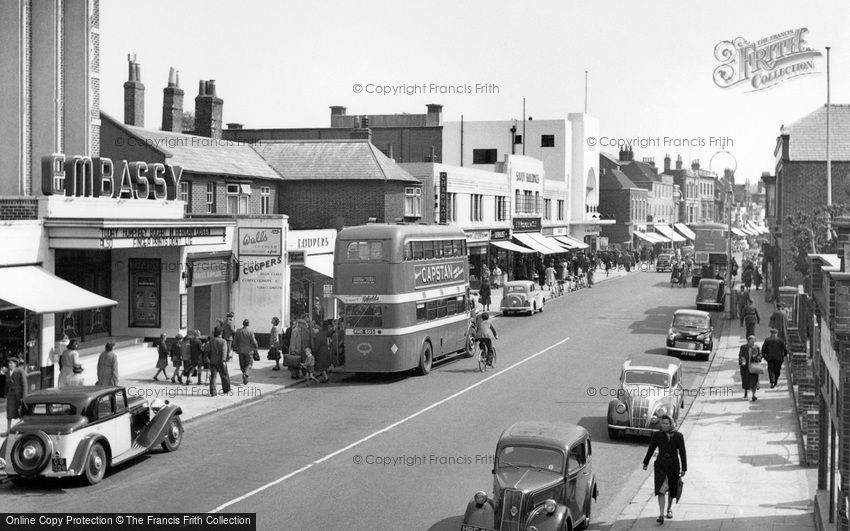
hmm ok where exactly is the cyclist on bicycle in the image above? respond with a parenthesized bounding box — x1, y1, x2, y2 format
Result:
(476, 312, 498, 367)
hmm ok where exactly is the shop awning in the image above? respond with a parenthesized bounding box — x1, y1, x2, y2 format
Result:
(552, 236, 576, 249)
(0, 266, 118, 313)
(304, 253, 334, 278)
(731, 227, 748, 237)
(491, 240, 536, 253)
(513, 233, 559, 254)
(528, 233, 570, 253)
(655, 225, 686, 242)
(555, 235, 590, 249)
(633, 231, 656, 243)
(674, 223, 696, 240)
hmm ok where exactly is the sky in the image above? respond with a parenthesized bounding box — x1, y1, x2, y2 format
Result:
(100, 0, 850, 185)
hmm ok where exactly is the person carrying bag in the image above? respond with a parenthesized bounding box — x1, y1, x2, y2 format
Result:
(738, 335, 763, 401)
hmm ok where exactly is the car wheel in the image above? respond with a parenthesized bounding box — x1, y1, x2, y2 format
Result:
(161, 417, 183, 452)
(539, 300, 544, 312)
(607, 427, 619, 440)
(83, 442, 107, 485)
(577, 494, 592, 531)
(417, 342, 433, 375)
(10, 431, 53, 478)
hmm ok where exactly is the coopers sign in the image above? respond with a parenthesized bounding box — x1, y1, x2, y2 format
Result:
(42, 153, 183, 200)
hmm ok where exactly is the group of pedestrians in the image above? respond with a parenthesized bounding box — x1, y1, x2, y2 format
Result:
(737, 295, 791, 401)
(276, 315, 343, 384)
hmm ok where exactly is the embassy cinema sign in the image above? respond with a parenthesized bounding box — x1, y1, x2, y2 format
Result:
(42, 153, 183, 200)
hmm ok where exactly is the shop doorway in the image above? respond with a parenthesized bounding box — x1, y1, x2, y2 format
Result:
(54, 250, 112, 342)
(192, 286, 212, 335)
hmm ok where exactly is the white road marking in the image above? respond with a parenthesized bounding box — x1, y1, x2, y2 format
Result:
(208, 336, 571, 513)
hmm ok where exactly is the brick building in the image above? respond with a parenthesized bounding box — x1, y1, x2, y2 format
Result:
(807, 217, 850, 530)
(598, 166, 648, 248)
(765, 105, 850, 295)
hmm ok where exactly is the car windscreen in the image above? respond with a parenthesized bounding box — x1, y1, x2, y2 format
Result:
(344, 304, 383, 328)
(672, 315, 709, 329)
(23, 403, 76, 415)
(497, 445, 564, 473)
(623, 370, 670, 387)
(506, 285, 527, 294)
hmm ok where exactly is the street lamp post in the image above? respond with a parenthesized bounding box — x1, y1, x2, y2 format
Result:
(725, 183, 733, 320)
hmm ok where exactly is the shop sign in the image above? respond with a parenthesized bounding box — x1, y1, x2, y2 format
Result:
(42, 154, 182, 200)
(188, 257, 229, 287)
(514, 170, 540, 183)
(598, 236, 609, 250)
(512, 218, 541, 233)
(287, 251, 305, 265)
(239, 227, 282, 256)
(821, 317, 839, 387)
(323, 284, 333, 297)
(552, 226, 567, 236)
(465, 230, 490, 243)
(490, 229, 509, 241)
(439, 172, 448, 224)
(98, 226, 221, 249)
(584, 225, 601, 235)
(287, 229, 337, 254)
(414, 260, 466, 289)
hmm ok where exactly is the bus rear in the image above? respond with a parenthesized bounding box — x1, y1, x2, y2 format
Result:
(334, 224, 473, 374)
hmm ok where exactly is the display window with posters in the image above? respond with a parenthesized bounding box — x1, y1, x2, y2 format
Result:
(129, 258, 162, 328)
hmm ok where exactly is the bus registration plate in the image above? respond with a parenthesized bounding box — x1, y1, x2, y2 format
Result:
(353, 329, 379, 335)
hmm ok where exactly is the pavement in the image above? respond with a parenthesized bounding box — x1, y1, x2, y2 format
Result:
(610, 286, 818, 530)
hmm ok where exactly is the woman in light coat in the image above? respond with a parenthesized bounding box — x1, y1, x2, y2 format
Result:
(58, 339, 85, 387)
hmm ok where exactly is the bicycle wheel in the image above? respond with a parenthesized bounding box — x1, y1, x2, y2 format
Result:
(490, 345, 497, 367)
(478, 347, 486, 372)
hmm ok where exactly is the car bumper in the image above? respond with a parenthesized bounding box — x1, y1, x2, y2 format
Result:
(666, 345, 712, 355)
(607, 424, 659, 435)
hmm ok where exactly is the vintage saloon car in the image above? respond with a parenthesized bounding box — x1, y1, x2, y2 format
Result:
(666, 309, 713, 361)
(655, 253, 674, 272)
(0, 386, 183, 485)
(461, 421, 597, 531)
(695, 278, 725, 311)
(607, 356, 684, 440)
(500, 281, 546, 316)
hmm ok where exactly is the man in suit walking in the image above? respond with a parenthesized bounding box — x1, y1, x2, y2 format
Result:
(207, 328, 230, 396)
(232, 319, 259, 385)
(762, 328, 789, 388)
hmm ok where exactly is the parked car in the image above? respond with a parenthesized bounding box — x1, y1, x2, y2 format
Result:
(0, 386, 183, 485)
(655, 253, 674, 272)
(500, 280, 545, 316)
(607, 355, 684, 440)
(666, 309, 713, 360)
(461, 421, 598, 531)
(696, 278, 725, 311)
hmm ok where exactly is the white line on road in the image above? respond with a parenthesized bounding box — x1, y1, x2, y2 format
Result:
(208, 336, 571, 513)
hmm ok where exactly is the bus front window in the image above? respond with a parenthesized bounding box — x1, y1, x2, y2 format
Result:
(345, 304, 384, 328)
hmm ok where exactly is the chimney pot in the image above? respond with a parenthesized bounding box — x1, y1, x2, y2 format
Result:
(207, 80, 217, 97)
(199, 80, 207, 96)
(167, 67, 178, 87)
(330, 105, 347, 116)
(134, 63, 142, 82)
(128, 59, 136, 82)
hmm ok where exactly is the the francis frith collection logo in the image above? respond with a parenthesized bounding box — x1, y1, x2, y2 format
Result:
(713, 28, 822, 92)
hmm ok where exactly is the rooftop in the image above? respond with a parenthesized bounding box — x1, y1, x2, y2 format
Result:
(781, 104, 850, 161)
(253, 140, 420, 183)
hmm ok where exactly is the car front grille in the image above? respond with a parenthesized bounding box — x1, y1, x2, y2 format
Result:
(500, 488, 525, 530)
(630, 396, 651, 428)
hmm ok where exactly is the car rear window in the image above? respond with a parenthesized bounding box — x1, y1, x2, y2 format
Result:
(25, 403, 75, 415)
(506, 285, 527, 294)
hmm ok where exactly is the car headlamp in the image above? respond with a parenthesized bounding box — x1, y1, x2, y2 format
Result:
(616, 403, 627, 414)
(474, 491, 488, 506)
(543, 499, 557, 514)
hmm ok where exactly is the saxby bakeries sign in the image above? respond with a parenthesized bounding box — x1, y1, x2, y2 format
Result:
(42, 154, 182, 199)
(713, 28, 822, 92)
(414, 259, 466, 289)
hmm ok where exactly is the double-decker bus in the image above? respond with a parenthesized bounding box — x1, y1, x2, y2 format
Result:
(691, 222, 729, 282)
(334, 224, 476, 375)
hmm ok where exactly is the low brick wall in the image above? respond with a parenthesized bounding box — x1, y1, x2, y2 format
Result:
(789, 350, 819, 466)
(0, 197, 38, 220)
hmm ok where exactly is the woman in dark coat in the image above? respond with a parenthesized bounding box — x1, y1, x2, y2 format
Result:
(738, 335, 762, 401)
(642, 415, 687, 524)
(479, 276, 492, 311)
(312, 325, 332, 383)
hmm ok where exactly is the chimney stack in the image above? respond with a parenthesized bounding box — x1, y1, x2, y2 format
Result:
(194, 79, 223, 139)
(350, 116, 372, 141)
(387, 143, 394, 160)
(618, 146, 628, 162)
(664, 154, 671, 172)
(691, 159, 700, 171)
(161, 67, 184, 133)
(123, 54, 145, 127)
(426, 103, 443, 126)
(330, 105, 347, 127)
(675, 154, 683, 170)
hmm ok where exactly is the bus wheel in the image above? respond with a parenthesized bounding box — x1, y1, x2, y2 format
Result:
(464, 327, 478, 358)
(417, 342, 433, 375)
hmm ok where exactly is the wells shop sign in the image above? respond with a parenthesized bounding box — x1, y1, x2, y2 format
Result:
(414, 260, 466, 289)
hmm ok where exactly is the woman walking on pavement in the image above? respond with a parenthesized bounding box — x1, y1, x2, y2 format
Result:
(643, 415, 687, 525)
(738, 335, 762, 401)
(153, 333, 170, 381)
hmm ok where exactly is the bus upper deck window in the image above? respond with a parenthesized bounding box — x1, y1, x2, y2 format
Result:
(412, 241, 424, 260)
(423, 241, 435, 259)
(404, 243, 413, 261)
(443, 240, 453, 257)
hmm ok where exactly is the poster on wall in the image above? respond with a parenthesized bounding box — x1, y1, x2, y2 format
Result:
(180, 294, 188, 329)
(239, 227, 283, 256)
(129, 258, 161, 328)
